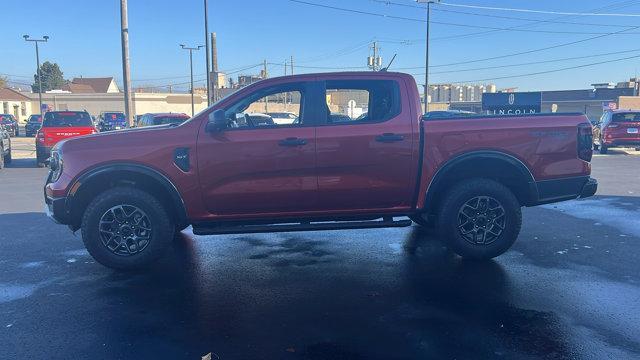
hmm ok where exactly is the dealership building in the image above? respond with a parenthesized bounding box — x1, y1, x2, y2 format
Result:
(448, 79, 640, 122)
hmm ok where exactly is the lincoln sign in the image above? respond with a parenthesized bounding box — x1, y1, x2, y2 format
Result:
(482, 92, 542, 115)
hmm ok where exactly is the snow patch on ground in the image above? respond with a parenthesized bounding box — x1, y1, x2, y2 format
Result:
(542, 198, 640, 238)
(19, 261, 45, 268)
(63, 249, 89, 257)
(0, 284, 39, 303)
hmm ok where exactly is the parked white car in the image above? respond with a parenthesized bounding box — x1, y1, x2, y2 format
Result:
(266, 112, 298, 125)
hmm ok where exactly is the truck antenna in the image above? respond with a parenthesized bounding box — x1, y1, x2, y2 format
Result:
(380, 54, 397, 72)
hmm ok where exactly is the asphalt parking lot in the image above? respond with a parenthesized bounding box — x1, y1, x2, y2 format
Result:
(1, 136, 639, 360)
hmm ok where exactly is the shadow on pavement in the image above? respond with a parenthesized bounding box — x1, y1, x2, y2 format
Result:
(6, 157, 40, 169)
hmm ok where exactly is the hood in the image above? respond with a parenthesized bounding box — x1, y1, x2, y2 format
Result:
(58, 123, 178, 154)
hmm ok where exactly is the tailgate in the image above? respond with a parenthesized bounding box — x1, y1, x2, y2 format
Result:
(43, 127, 95, 147)
(614, 121, 640, 139)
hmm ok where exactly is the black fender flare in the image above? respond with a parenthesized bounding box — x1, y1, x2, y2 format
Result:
(67, 163, 188, 225)
(423, 150, 538, 211)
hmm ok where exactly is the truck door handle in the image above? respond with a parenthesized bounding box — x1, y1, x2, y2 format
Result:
(375, 133, 404, 143)
(278, 137, 307, 147)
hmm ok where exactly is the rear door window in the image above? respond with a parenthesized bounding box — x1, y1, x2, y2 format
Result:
(103, 113, 126, 123)
(323, 79, 401, 124)
(43, 112, 93, 127)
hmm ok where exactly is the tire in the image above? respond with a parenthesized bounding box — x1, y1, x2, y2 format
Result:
(437, 178, 522, 260)
(409, 213, 433, 228)
(4, 150, 11, 164)
(599, 145, 608, 154)
(36, 148, 45, 167)
(81, 187, 174, 270)
(0, 148, 4, 169)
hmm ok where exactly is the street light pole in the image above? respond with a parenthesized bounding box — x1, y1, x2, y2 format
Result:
(180, 44, 203, 116)
(417, 0, 439, 114)
(23, 35, 49, 115)
(120, 0, 134, 127)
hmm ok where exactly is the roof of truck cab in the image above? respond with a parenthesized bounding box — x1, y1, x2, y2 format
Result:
(259, 71, 415, 81)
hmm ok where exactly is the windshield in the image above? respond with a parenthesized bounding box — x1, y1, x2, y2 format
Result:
(43, 112, 93, 127)
(103, 113, 126, 123)
(28, 115, 42, 123)
(153, 116, 189, 126)
(612, 112, 640, 122)
(0, 115, 14, 124)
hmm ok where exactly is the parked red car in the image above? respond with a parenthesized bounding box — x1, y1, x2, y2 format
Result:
(36, 111, 97, 167)
(44, 72, 596, 269)
(597, 110, 640, 153)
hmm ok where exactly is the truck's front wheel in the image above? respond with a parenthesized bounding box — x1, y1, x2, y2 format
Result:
(438, 179, 521, 260)
(81, 187, 174, 270)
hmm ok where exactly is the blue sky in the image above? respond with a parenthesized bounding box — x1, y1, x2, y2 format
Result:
(2, 0, 640, 91)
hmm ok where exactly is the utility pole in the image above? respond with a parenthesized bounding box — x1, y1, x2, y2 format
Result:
(417, 0, 439, 113)
(119, 0, 134, 126)
(180, 44, 203, 116)
(284, 60, 288, 76)
(204, 0, 211, 106)
(22, 34, 48, 116)
(290, 55, 294, 75)
(367, 41, 382, 71)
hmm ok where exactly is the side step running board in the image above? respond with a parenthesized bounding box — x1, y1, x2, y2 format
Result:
(192, 217, 412, 236)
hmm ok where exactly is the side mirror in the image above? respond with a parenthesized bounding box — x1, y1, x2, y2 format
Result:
(206, 109, 227, 132)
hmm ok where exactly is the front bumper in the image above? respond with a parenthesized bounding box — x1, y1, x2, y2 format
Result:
(532, 176, 597, 205)
(44, 171, 73, 226)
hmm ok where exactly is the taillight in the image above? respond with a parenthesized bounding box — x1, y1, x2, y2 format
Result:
(36, 130, 45, 144)
(577, 123, 593, 162)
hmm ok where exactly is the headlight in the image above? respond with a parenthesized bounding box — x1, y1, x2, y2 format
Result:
(50, 150, 63, 182)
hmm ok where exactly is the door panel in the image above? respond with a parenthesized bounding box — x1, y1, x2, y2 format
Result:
(196, 80, 320, 217)
(315, 78, 417, 212)
(197, 127, 316, 216)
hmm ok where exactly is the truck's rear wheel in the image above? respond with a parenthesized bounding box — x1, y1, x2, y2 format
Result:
(599, 145, 608, 154)
(438, 179, 521, 260)
(81, 187, 174, 270)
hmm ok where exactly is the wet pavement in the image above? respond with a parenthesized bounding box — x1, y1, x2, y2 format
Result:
(1, 138, 639, 359)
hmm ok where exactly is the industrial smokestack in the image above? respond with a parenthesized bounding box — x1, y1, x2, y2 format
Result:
(211, 32, 219, 100)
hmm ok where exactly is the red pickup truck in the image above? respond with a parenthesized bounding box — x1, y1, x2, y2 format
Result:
(44, 72, 597, 269)
(36, 111, 97, 167)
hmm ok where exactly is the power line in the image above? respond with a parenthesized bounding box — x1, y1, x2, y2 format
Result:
(442, 54, 640, 84)
(400, 48, 640, 73)
(267, 62, 367, 70)
(430, 25, 640, 68)
(439, 1, 640, 17)
(370, 0, 636, 28)
(429, 0, 640, 41)
(290, 0, 640, 34)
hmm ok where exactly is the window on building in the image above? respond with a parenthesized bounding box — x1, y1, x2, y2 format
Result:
(21, 102, 26, 116)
